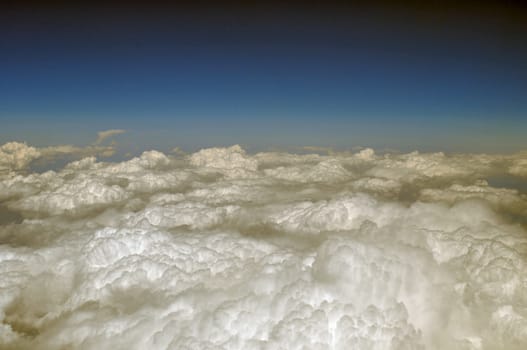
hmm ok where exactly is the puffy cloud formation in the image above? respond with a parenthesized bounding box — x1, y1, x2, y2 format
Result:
(0, 142, 41, 172)
(0, 130, 125, 174)
(0, 143, 527, 349)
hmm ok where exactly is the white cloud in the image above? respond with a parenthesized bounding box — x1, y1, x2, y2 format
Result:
(0, 143, 527, 349)
(0, 130, 127, 173)
(0, 142, 41, 172)
(420, 180, 527, 216)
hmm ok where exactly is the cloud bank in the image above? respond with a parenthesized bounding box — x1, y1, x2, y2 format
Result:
(0, 130, 126, 174)
(1, 143, 527, 349)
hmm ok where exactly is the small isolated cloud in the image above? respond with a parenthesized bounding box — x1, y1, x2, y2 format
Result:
(1, 143, 527, 349)
(94, 129, 126, 145)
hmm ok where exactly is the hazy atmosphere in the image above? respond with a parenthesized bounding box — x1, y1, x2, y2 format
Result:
(1, 1, 527, 349)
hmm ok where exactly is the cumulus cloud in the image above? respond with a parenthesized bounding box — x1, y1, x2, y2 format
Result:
(0, 130, 126, 173)
(0, 142, 527, 349)
(0, 142, 41, 172)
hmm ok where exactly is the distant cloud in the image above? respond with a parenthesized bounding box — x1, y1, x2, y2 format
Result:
(0, 130, 126, 172)
(0, 142, 41, 172)
(94, 129, 126, 145)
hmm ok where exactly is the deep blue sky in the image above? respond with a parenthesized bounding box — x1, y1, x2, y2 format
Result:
(1, 1, 527, 153)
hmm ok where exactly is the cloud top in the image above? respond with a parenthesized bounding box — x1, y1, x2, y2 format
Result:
(0, 142, 526, 349)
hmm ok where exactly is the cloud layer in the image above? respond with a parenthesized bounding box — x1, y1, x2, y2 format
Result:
(1, 143, 527, 349)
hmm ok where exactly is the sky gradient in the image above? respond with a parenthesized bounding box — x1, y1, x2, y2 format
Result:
(2, 1, 527, 153)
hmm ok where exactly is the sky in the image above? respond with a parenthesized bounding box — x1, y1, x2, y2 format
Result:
(1, 0, 527, 153)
